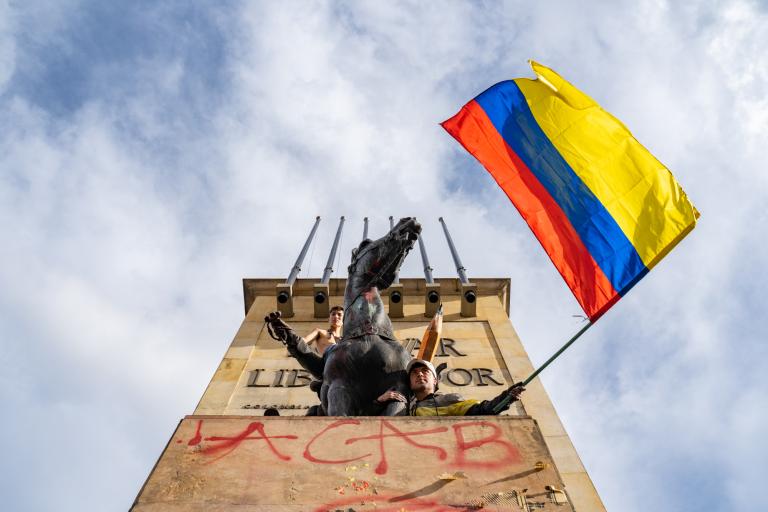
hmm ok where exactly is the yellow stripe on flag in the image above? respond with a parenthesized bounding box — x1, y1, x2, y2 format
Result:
(514, 61, 699, 269)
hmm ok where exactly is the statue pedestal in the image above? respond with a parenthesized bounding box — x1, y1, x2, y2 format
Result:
(132, 416, 573, 511)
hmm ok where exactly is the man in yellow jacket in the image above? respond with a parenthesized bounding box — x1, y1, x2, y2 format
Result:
(375, 359, 525, 416)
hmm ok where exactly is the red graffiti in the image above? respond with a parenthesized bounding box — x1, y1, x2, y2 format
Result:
(345, 420, 448, 474)
(187, 419, 203, 446)
(314, 495, 465, 512)
(451, 421, 521, 468)
(200, 421, 298, 463)
(303, 419, 370, 464)
(183, 419, 521, 474)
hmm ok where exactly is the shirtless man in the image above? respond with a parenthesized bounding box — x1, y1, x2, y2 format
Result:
(303, 306, 343, 356)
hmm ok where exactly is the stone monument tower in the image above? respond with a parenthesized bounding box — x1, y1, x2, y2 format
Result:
(131, 219, 605, 511)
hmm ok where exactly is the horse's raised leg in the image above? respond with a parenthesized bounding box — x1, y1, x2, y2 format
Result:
(325, 381, 356, 416)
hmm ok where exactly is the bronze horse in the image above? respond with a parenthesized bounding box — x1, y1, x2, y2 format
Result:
(267, 217, 421, 416)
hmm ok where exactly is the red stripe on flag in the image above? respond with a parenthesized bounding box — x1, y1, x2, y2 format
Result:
(441, 100, 617, 320)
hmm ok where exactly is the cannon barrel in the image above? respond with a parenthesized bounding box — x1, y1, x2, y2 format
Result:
(389, 215, 402, 292)
(279, 216, 321, 304)
(417, 233, 435, 285)
(438, 217, 468, 283)
(320, 216, 345, 285)
(438, 217, 475, 304)
(417, 230, 439, 305)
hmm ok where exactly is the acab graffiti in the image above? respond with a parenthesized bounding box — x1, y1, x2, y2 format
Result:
(178, 418, 522, 474)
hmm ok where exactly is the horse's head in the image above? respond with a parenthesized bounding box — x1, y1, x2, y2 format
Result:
(348, 217, 421, 290)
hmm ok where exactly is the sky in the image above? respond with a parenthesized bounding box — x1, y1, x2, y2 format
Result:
(1, 1, 767, 510)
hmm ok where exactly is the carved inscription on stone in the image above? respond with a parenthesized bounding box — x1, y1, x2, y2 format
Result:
(246, 338, 505, 388)
(247, 368, 313, 387)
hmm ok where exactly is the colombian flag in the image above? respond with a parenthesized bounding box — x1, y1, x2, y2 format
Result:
(442, 61, 699, 321)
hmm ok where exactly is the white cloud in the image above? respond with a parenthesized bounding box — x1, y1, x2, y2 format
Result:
(708, 0, 768, 142)
(0, 0, 16, 92)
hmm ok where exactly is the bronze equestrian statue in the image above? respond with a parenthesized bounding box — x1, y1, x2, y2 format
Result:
(266, 217, 421, 416)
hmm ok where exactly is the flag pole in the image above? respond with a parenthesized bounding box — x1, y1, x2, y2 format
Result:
(493, 320, 594, 413)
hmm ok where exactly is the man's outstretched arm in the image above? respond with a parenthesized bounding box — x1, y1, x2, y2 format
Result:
(466, 383, 525, 415)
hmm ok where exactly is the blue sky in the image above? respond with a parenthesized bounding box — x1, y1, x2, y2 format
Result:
(1, 1, 767, 510)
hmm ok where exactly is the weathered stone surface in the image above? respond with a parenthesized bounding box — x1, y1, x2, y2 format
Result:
(133, 416, 573, 512)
